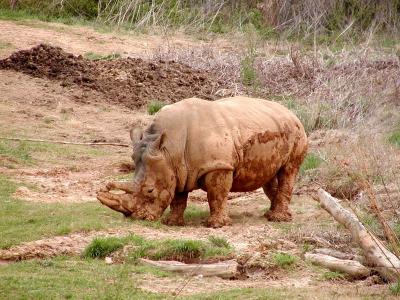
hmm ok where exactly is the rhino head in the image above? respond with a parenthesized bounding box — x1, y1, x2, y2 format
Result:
(97, 127, 177, 221)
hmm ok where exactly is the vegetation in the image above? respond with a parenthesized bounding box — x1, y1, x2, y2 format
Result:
(0, 175, 130, 249)
(84, 52, 121, 61)
(388, 130, 400, 148)
(147, 101, 166, 115)
(0, 140, 104, 167)
(82, 236, 126, 258)
(272, 252, 297, 269)
(207, 236, 231, 249)
(1, 0, 399, 38)
(300, 153, 323, 174)
(389, 280, 400, 296)
(322, 271, 346, 281)
(83, 234, 233, 263)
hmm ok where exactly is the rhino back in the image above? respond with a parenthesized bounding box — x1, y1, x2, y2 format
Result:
(153, 96, 307, 192)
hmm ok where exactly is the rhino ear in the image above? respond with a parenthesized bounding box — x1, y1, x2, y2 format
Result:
(150, 132, 165, 151)
(130, 128, 143, 145)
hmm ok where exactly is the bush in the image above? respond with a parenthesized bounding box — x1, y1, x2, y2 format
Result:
(208, 236, 231, 249)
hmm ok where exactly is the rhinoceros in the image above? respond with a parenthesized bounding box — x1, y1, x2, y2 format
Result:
(97, 96, 308, 228)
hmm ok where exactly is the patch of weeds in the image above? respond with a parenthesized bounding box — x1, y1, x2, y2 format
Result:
(147, 101, 166, 115)
(83, 236, 125, 258)
(388, 130, 400, 148)
(184, 204, 209, 223)
(300, 153, 323, 174)
(0, 41, 13, 49)
(389, 280, 400, 296)
(208, 236, 230, 249)
(322, 271, 346, 281)
(359, 211, 381, 234)
(302, 242, 314, 254)
(240, 54, 258, 86)
(83, 52, 121, 61)
(124, 235, 232, 263)
(272, 252, 297, 269)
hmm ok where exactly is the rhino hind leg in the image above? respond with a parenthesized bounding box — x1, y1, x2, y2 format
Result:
(203, 170, 233, 228)
(162, 192, 188, 226)
(264, 164, 299, 222)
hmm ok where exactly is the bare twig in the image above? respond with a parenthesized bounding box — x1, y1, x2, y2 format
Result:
(0, 137, 130, 147)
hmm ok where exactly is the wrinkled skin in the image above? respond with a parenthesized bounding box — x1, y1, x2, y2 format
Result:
(97, 96, 308, 228)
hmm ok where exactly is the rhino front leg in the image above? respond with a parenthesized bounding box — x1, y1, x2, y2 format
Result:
(264, 164, 299, 222)
(162, 192, 188, 226)
(204, 170, 233, 228)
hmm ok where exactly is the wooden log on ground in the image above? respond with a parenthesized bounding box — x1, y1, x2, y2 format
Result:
(305, 253, 370, 279)
(314, 248, 365, 264)
(317, 188, 400, 282)
(139, 258, 238, 278)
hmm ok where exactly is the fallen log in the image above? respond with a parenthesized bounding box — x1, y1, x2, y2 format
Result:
(305, 253, 370, 279)
(317, 188, 400, 282)
(314, 248, 364, 264)
(139, 258, 238, 278)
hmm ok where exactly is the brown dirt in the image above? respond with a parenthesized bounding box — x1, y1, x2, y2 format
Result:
(0, 44, 223, 109)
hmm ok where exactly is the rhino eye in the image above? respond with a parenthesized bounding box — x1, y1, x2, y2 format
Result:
(145, 187, 154, 194)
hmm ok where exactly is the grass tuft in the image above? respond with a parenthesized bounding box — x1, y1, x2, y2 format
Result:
(82, 237, 125, 258)
(272, 252, 297, 269)
(83, 52, 121, 61)
(388, 131, 400, 148)
(300, 153, 323, 174)
(207, 235, 231, 249)
(147, 101, 166, 115)
(322, 271, 346, 281)
(390, 280, 400, 296)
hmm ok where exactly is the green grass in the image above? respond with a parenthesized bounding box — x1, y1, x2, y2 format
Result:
(321, 271, 346, 281)
(207, 236, 231, 249)
(0, 257, 163, 300)
(240, 55, 258, 86)
(0, 40, 13, 49)
(82, 236, 126, 258)
(388, 130, 400, 148)
(0, 140, 105, 167)
(0, 175, 131, 249)
(300, 153, 324, 174)
(84, 234, 233, 263)
(84, 52, 121, 61)
(272, 252, 297, 269)
(183, 204, 209, 223)
(147, 101, 166, 115)
(389, 280, 400, 296)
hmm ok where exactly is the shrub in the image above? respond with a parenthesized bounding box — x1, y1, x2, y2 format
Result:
(147, 101, 166, 115)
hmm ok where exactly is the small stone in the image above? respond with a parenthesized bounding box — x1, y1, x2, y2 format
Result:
(105, 257, 113, 264)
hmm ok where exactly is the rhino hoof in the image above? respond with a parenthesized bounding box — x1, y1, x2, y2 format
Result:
(264, 210, 292, 222)
(162, 215, 185, 226)
(207, 215, 232, 228)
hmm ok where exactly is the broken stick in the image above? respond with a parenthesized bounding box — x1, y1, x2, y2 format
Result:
(317, 188, 400, 282)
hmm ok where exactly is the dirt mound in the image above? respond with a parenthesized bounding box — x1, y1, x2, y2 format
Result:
(0, 44, 223, 109)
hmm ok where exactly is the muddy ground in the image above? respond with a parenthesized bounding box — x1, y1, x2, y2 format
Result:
(0, 19, 398, 299)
